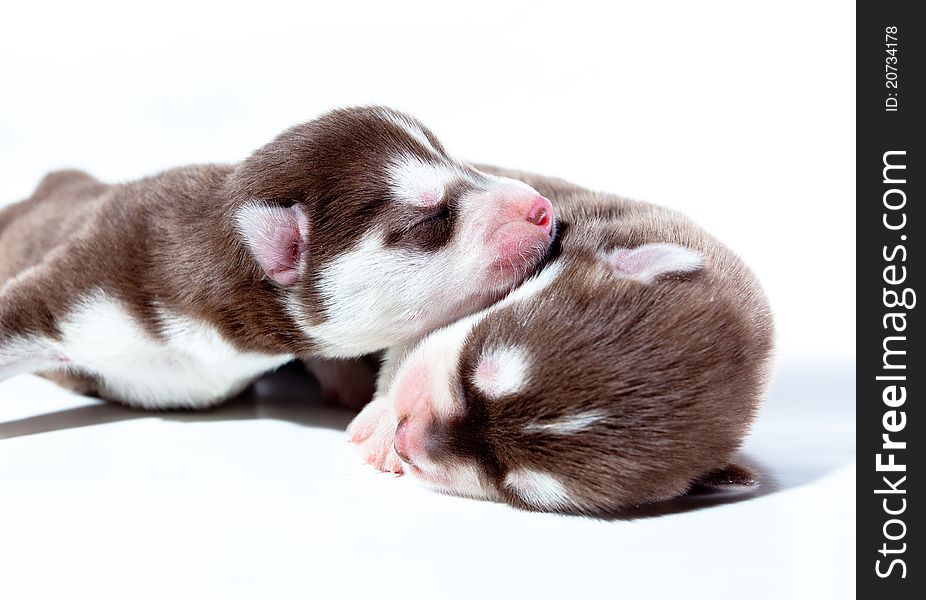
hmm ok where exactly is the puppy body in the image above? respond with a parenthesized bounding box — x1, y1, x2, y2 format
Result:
(350, 166, 774, 514)
(0, 109, 556, 408)
(0, 165, 295, 406)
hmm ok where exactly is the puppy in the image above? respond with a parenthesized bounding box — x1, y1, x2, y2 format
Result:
(348, 167, 774, 515)
(0, 110, 556, 408)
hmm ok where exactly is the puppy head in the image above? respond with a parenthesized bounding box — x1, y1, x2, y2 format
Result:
(383, 242, 771, 514)
(232, 107, 555, 355)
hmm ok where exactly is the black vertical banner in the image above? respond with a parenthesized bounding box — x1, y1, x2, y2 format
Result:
(858, 2, 923, 597)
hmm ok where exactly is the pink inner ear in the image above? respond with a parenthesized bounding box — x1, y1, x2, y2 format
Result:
(609, 248, 648, 276)
(608, 243, 703, 283)
(236, 203, 309, 286)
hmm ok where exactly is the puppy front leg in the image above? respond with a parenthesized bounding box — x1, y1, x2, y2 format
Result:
(0, 269, 70, 381)
(303, 355, 378, 410)
(346, 345, 409, 474)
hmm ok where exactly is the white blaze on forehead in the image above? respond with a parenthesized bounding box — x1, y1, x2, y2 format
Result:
(504, 468, 572, 510)
(473, 345, 530, 398)
(387, 153, 456, 207)
(523, 410, 607, 434)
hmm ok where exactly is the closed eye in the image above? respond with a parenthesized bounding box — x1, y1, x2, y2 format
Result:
(399, 204, 452, 247)
(408, 205, 451, 232)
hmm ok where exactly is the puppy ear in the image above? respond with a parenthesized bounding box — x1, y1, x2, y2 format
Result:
(690, 463, 758, 492)
(605, 242, 703, 283)
(234, 202, 309, 286)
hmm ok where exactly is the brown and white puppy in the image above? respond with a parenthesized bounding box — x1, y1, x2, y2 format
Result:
(348, 167, 774, 515)
(0, 110, 555, 408)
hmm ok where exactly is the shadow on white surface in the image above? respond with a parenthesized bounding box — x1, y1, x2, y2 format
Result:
(0, 363, 354, 438)
(614, 453, 778, 520)
(0, 359, 853, 521)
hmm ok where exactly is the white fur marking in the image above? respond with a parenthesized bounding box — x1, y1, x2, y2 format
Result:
(524, 410, 607, 434)
(414, 312, 488, 420)
(504, 469, 572, 509)
(0, 335, 61, 380)
(381, 111, 438, 155)
(301, 228, 503, 356)
(473, 345, 529, 398)
(387, 154, 455, 207)
(408, 457, 500, 502)
(56, 291, 292, 408)
(297, 233, 420, 356)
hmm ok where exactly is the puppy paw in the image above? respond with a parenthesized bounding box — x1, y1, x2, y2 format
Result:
(347, 399, 403, 475)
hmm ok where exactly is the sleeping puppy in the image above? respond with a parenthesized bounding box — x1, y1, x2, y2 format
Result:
(0, 109, 556, 408)
(348, 167, 774, 515)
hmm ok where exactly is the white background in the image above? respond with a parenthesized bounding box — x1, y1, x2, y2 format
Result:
(1, 2, 855, 599)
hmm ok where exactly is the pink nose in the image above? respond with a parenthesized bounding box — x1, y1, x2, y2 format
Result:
(526, 196, 554, 234)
